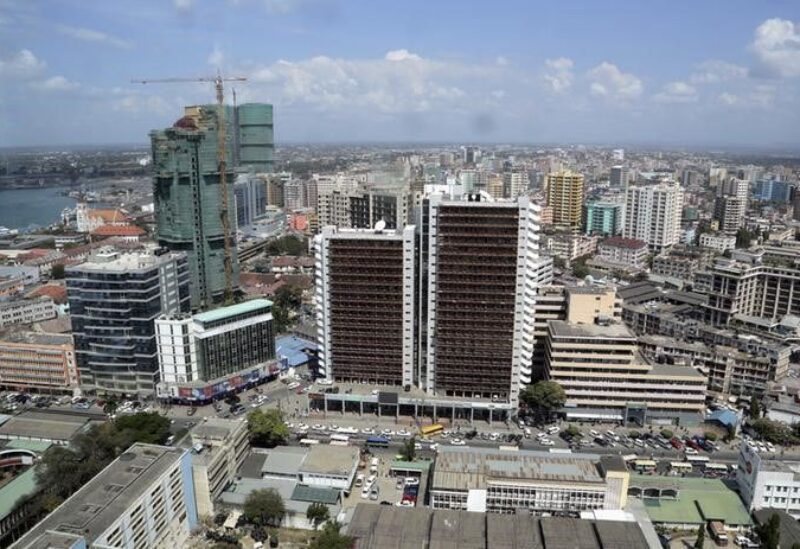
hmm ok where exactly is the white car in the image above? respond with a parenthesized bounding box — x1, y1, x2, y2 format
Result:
(589, 430, 599, 438)
(396, 500, 414, 507)
(361, 427, 375, 435)
(287, 381, 300, 390)
(316, 379, 334, 386)
(489, 433, 500, 441)
(405, 477, 420, 486)
(684, 447, 698, 455)
(540, 439, 555, 446)
(414, 443, 422, 451)
(312, 424, 326, 431)
(428, 442, 439, 451)
(396, 429, 411, 437)
(450, 438, 466, 446)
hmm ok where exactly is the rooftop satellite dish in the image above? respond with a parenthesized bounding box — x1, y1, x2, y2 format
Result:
(374, 219, 386, 231)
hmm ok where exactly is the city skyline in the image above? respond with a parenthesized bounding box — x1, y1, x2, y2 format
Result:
(1, 0, 800, 148)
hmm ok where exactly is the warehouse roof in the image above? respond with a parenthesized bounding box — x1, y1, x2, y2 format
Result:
(432, 447, 604, 492)
(548, 320, 635, 339)
(0, 410, 90, 443)
(194, 298, 272, 324)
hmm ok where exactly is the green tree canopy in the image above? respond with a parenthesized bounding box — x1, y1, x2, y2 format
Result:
(520, 381, 566, 423)
(306, 502, 330, 530)
(693, 524, 704, 549)
(114, 412, 172, 446)
(243, 488, 285, 527)
(50, 263, 65, 279)
(752, 417, 797, 445)
(309, 521, 354, 549)
(400, 436, 416, 462)
(248, 409, 291, 448)
(750, 395, 762, 419)
(272, 285, 303, 332)
(266, 235, 308, 256)
(756, 513, 781, 549)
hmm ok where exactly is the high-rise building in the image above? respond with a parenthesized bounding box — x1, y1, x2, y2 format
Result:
(503, 167, 528, 198)
(546, 171, 584, 231)
(155, 299, 276, 401)
(266, 172, 289, 207)
(714, 177, 748, 236)
(151, 106, 240, 309)
(233, 174, 267, 228)
(423, 195, 540, 405)
(231, 103, 274, 172)
(315, 226, 416, 386)
(317, 185, 411, 230)
(584, 201, 624, 236)
(609, 166, 628, 188)
(66, 248, 190, 395)
(623, 182, 684, 253)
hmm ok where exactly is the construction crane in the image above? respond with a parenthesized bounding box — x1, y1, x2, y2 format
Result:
(133, 74, 247, 304)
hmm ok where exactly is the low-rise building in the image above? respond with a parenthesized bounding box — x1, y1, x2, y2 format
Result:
(737, 441, 800, 519)
(543, 233, 598, 261)
(12, 443, 198, 549)
(189, 418, 249, 518)
(430, 447, 629, 515)
(155, 299, 277, 402)
(699, 232, 736, 253)
(0, 332, 78, 392)
(596, 237, 648, 270)
(545, 320, 707, 424)
(0, 298, 56, 329)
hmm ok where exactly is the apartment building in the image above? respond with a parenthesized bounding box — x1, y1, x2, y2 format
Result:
(699, 233, 736, 253)
(155, 299, 277, 402)
(623, 182, 684, 253)
(0, 332, 78, 392)
(13, 444, 198, 549)
(190, 418, 249, 517)
(0, 297, 56, 329)
(596, 237, 648, 270)
(67, 248, 190, 395)
(317, 184, 411, 230)
(584, 201, 624, 236)
(315, 226, 416, 386)
(430, 447, 629, 515)
(652, 254, 701, 283)
(715, 177, 749, 236)
(543, 233, 598, 261)
(545, 320, 707, 424)
(695, 256, 800, 325)
(546, 171, 585, 231)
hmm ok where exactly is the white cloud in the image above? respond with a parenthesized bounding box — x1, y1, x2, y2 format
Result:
(0, 49, 46, 79)
(751, 18, 800, 77)
(263, 0, 306, 14)
(543, 57, 573, 94)
(57, 25, 132, 49)
(653, 81, 698, 103)
(208, 45, 224, 67)
(241, 50, 498, 114)
(495, 56, 509, 66)
(33, 76, 80, 92)
(112, 93, 172, 115)
(173, 0, 194, 12)
(385, 49, 421, 62)
(718, 92, 739, 106)
(587, 62, 643, 101)
(690, 60, 747, 84)
(491, 89, 506, 100)
(716, 85, 775, 108)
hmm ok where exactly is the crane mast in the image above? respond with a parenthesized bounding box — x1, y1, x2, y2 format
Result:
(133, 74, 247, 304)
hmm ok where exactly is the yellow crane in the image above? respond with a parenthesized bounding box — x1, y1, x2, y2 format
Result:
(132, 74, 247, 304)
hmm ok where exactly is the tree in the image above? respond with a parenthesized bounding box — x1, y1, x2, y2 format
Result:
(51, 263, 65, 279)
(752, 417, 797, 445)
(755, 512, 781, 549)
(693, 524, 704, 549)
(266, 235, 308, 257)
(400, 436, 416, 462)
(520, 381, 566, 424)
(309, 521, 353, 549)
(272, 285, 303, 333)
(247, 409, 290, 448)
(660, 429, 674, 440)
(243, 489, 285, 527)
(564, 424, 581, 438)
(703, 432, 717, 442)
(628, 431, 641, 439)
(750, 395, 762, 419)
(736, 227, 754, 249)
(572, 261, 590, 279)
(307, 502, 330, 530)
(114, 412, 172, 446)
(103, 399, 118, 416)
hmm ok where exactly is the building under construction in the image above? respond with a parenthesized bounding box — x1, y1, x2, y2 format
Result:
(151, 103, 273, 309)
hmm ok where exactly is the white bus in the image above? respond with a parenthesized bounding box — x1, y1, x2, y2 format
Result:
(685, 455, 710, 464)
(704, 463, 728, 472)
(299, 438, 321, 446)
(670, 462, 693, 472)
(330, 434, 350, 445)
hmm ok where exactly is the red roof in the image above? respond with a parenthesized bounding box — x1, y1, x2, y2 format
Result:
(91, 225, 145, 237)
(27, 284, 68, 304)
(601, 237, 647, 250)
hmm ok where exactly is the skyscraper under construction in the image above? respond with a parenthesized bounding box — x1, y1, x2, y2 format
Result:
(151, 103, 273, 309)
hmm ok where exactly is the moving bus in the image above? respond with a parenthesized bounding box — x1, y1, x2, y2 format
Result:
(366, 436, 390, 448)
(330, 434, 350, 445)
(685, 455, 710, 465)
(633, 459, 657, 473)
(420, 423, 444, 437)
(704, 463, 729, 473)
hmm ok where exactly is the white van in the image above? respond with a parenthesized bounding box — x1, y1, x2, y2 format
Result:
(547, 426, 559, 435)
(355, 474, 365, 488)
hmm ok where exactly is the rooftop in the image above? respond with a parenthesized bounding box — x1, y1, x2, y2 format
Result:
(346, 504, 648, 549)
(193, 298, 272, 324)
(631, 475, 751, 526)
(90, 224, 146, 237)
(69, 248, 183, 273)
(262, 446, 307, 477)
(301, 445, 360, 477)
(600, 237, 647, 250)
(0, 331, 72, 347)
(548, 320, 635, 340)
(0, 410, 91, 443)
(432, 447, 605, 492)
(14, 444, 186, 548)
(0, 467, 39, 522)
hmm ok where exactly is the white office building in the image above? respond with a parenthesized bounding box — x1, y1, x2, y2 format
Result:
(737, 441, 800, 519)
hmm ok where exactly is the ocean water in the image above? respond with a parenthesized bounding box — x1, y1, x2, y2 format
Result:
(0, 186, 77, 231)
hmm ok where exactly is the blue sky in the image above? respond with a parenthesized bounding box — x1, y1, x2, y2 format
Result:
(1, 0, 800, 148)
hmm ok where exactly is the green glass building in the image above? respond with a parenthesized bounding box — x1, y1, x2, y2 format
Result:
(584, 201, 624, 236)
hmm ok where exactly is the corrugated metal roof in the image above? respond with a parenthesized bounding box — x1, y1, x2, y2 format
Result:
(194, 298, 272, 324)
(291, 484, 340, 505)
